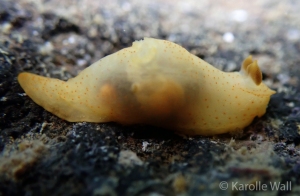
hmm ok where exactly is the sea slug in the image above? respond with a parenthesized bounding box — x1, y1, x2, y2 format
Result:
(18, 37, 275, 135)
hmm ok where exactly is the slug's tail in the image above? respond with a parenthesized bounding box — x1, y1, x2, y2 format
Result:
(18, 72, 75, 121)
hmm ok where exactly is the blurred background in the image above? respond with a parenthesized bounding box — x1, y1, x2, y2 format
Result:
(1, 0, 300, 195)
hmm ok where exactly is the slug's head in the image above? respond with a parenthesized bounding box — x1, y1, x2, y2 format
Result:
(238, 55, 276, 116)
(240, 55, 262, 85)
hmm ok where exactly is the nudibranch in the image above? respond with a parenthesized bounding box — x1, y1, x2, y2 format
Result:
(18, 37, 275, 135)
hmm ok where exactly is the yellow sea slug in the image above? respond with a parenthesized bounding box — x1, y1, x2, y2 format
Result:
(18, 37, 275, 135)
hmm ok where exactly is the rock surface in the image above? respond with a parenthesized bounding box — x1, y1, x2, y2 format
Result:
(1, 0, 300, 195)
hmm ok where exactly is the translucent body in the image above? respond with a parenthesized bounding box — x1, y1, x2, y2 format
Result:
(18, 38, 275, 135)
